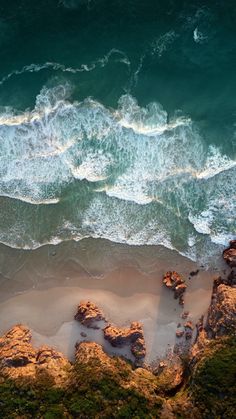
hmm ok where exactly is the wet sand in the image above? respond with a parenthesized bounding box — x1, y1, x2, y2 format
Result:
(0, 238, 225, 363)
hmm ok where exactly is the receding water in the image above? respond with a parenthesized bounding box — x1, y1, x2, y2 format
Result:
(0, 0, 235, 263)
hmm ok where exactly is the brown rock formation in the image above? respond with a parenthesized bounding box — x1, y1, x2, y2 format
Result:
(206, 283, 236, 338)
(103, 321, 146, 360)
(0, 325, 71, 386)
(223, 240, 236, 268)
(163, 271, 187, 305)
(74, 300, 106, 328)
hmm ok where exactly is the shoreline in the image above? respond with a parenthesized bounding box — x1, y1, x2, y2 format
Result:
(0, 238, 226, 364)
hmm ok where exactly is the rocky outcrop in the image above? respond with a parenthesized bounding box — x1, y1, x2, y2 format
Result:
(103, 321, 146, 360)
(206, 283, 236, 338)
(75, 341, 115, 370)
(223, 240, 236, 268)
(163, 271, 187, 305)
(0, 325, 71, 386)
(74, 300, 106, 328)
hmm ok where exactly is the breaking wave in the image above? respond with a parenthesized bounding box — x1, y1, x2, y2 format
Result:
(0, 85, 235, 261)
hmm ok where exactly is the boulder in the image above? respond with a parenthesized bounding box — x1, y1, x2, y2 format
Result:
(74, 300, 106, 328)
(223, 240, 236, 268)
(163, 271, 186, 305)
(103, 321, 146, 360)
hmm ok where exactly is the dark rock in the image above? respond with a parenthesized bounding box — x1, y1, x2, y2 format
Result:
(185, 331, 192, 340)
(189, 270, 199, 277)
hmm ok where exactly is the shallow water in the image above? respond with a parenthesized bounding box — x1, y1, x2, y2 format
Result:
(0, 1, 235, 262)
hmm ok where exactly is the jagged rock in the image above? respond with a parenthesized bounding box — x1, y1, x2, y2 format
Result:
(189, 270, 199, 277)
(36, 346, 71, 386)
(0, 325, 71, 386)
(155, 358, 184, 393)
(163, 271, 186, 305)
(185, 331, 192, 340)
(206, 283, 236, 338)
(163, 271, 183, 289)
(223, 240, 236, 268)
(174, 283, 187, 299)
(176, 330, 184, 338)
(74, 300, 106, 328)
(103, 321, 146, 360)
(131, 336, 146, 359)
(184, 321, 193, 330)
(0, 325, 37, 370)
(228, 268, 236, 286)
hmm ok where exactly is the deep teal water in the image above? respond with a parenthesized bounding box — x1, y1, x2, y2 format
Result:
(0, 0, 235, 262)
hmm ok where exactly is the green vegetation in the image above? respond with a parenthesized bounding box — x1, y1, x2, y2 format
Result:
(1, 337, 236, 418)
(0, 359, 163, 418)
(190, 337, 236, 418)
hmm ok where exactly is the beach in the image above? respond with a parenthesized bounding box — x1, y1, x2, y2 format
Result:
(0, 238, 224, 364)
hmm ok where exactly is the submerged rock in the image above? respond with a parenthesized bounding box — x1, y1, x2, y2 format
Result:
(74, 300, 106, 328)
(223, 240, 236, 268)
(163, 271, 187, 305)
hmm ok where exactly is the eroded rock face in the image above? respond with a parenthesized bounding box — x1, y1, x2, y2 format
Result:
(74, 300, 106, 328)
(206, 283, 236, 338)
(103, 321, 146, 360)
(0, 325, 37, 370)
(163, 271, 187, 305)
(223, 240, 236, 268)
(0, 325, 71, 386)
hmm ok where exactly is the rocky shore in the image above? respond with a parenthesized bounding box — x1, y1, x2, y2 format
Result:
(0, 241, 235, 418)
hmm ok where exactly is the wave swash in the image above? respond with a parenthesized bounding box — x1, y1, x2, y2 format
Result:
(0, 85, 235, 263)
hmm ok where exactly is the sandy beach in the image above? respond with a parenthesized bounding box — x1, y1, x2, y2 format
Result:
(0, 238, 225, 364)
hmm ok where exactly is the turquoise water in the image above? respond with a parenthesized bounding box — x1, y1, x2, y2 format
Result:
(0, 0, 235, 262)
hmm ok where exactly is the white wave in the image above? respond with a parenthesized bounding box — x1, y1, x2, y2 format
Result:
(188, 210, 214, 235)
(71, 152, 113, 182)
(0, 85, 234, 262)
(0, 48, 130, 86)
(196, 146, 236, 179)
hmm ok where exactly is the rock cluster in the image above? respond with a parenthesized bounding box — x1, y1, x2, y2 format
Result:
(74, 300, 106, 328)
(223, 240, 236, 268)
(0, 325, 71, 386)
(74, 300, 146, 361)
(163, 271, 187, 305)
(103, 321, 146, 360)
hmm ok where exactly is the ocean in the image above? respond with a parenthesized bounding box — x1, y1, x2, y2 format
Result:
(0, 0, 235, 264)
